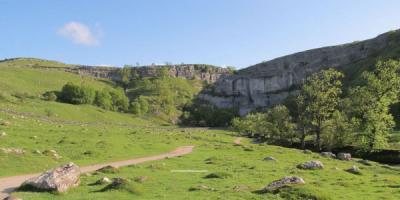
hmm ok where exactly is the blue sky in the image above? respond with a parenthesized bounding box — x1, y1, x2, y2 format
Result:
(1, 0, 400, 68)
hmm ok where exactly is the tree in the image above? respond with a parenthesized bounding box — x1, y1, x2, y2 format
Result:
(297, 69, 344, 150)
(119, 65, 132, 93)
(265, 105, 297, 145)
(94, 89, 113, 110)
(349, 60, 400, 151)
(321, 110, 355, 150)
(109, 89, 129, 112)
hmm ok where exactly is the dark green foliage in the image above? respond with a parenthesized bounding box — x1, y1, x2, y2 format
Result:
(128, 75, 201, 123)
(58, 82, 129, 112)
(109, 89, 129, 112)
(232, 105, 296, 145)
(59, 82, 96, 105)
(276, 186, 332, 200)
(182, 104, 238, 127)
(94, 89, 113, 110)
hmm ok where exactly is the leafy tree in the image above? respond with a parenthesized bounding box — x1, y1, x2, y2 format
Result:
(109, 89, 129, 112)
(321, 110, 355, 150)
(118, 65, 132, 93)
(349, 60, 400, 151)
(129, 100, 142, 115)
(265, 105, 297, 145)
(59, 82, 96, 105)
(298, 69, 344, 150)
(94, 89, 113, 110)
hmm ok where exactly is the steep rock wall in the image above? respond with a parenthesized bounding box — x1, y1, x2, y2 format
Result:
(200, 30, 400, 115)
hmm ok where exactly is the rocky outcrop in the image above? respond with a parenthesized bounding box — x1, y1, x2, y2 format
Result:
(65, 64, 231, 84)
(200, 29, 400, 115)
(20, 162, 80, 192)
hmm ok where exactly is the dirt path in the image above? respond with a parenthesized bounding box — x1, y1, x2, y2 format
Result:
(0, 146, 194, 199)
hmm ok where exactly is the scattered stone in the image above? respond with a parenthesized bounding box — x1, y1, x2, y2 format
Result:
(297, 160, 324, 170)
(0, 131, 7, 137)
(20, 162, 80, 193)
(95, 177, 112, 185)
(303, 149, 312, 154)
(357, 159, 372, 166)
(0, 147, 25, 155)
(338, 153, 352, 161)
(0, 120, 11, 126)
(33, 149, 42, 154)
(263, 156, 277, 161)
(30, 136, 38, 139)
(346, 165, 362, 175)
(264, 176, 305, 191)
(233, 184, 249, 192)
(134, 176, 148, 183)
(43, 149, 62, 160)
(320, 152, 336, 158)
(189, 184, 215, 191)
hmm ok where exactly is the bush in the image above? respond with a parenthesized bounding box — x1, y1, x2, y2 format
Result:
(109, 89, 129, 112)
(181, 104, 238, 127)
(94, 89, 113, 110)
(59, 82, 96, 104)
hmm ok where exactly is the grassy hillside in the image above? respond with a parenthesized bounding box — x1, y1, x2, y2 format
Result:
(0, 58, 399, 200)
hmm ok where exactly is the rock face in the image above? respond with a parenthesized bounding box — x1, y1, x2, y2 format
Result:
(264, 176, 305, 191)
(65, 64, 231, 84)
(296, 160, 324, 170)
(21, 162, 80, 192)
(199, 30, 400, 115)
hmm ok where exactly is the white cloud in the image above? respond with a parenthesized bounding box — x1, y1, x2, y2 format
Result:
(58, 22, 99, 46)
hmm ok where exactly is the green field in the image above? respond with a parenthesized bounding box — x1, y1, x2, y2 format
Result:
(1, 60, 400, 200)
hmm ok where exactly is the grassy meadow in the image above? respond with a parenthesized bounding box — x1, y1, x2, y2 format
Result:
(1, 59, 400, 200)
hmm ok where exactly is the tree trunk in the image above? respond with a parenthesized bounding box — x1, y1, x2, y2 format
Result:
(300, 127, 306, 149)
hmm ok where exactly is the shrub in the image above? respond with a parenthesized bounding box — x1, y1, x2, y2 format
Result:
(94, 89, 113, 110)
(109, 89, 129, 112)
(59, 82, 96, 104)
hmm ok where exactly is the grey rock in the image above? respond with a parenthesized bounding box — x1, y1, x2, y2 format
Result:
(303, 149, 312, 154)
(264, 176, 305, 191)
(338, 153, 352, 161)
(0, 131, 7, 137)
(263, 156, 277, 161)
(320, 152, 336, 158)
(297, 160, 324, 170)
(346, 165, 361, 175)
(21, 162, 80, 192)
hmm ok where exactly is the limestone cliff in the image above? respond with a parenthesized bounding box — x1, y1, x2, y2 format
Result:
(200, 29, 400, 115)
(65, 64, 231, 84)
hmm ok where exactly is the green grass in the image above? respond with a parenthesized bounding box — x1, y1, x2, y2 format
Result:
(1, 59, 400, 200)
